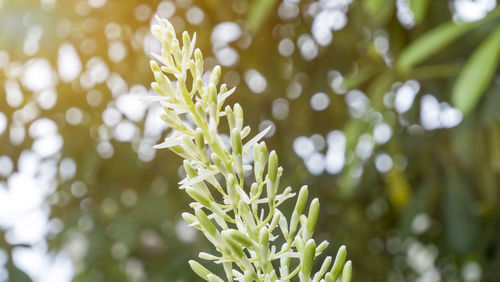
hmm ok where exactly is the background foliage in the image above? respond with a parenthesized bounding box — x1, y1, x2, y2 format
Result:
(0, 0, 500, 281)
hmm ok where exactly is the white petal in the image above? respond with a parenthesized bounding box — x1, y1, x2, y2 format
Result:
(153, 135, 184, 149)
(242, 125, 271, 154)
(179, 169, 219, 188)
(217, 87, 236, 103)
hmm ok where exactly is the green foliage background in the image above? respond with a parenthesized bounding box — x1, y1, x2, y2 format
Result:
(0, 0, 500, 281)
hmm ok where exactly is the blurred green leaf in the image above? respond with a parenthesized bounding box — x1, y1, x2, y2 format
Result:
(342, 65, 379, 90)
(6, 262, 32, 282)
(396, 21, 476, 71)
(247, 0, 278, 34)
(451, 27, 500, 116)
(443, 168, 478, 254)
(367, 71, 394, 110)
(362, 0, 395, 26)
(409, 0, 429, 24)
(488, 122, 500, 172)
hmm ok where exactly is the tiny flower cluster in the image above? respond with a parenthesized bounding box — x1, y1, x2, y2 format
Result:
(149, 17, 352, 282)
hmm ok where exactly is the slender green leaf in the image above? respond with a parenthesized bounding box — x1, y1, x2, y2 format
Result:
(443, 168, 477, 254)
(247, 0, 278, 34)
(409, 0, 429, 24)
(396, 21, 476, 71)
(363, 0, 395, 26)
(451, 27, 500, 116)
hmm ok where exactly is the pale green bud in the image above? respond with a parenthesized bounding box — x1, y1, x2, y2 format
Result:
(154, 71, 167, 86)
(241, 126, 250, 139)
(207, 274, 224, 282)
(182, 31, 190, 51)
(300, 214, 308, 227)
(195, 102, 208, 125)
(289, 210, 300, 238)
(195, 128, 205, 151)
(195, 77, 204, 94)
(316, 256, 332, 281)
(295, 185, 309, 214)
(188, 60, 197, 80)
(199, 252, 218, 260)
(225, 106, 235, 130)
(267, 150, 278, 182)
(151, 24, 164, 40)
(208, 83, 217, 105)
(195, 48, 203, 74)
(189, 260, 212, 280)
(210, 65, 221, 85)
(151, 82, 167, 96)
(222, 232, 245, 259)
(211, 153, 228, 175)
(183, 160, 197, 178)
(244, 182, 255, 198)
(181, 212, 200, 230)
(195, 48, 203, 63)
(224, 229, 253, 248)
(254, 144, 264, 183)
(302, 239, 316, 276)
(278, 212, 289, 238)
(238, 204, 257, 241)
(259, 142, 268, 162)
(226, 174, 239, 204)
(170, 145, 189, 158)
(295, 236, 304, 253)
(187, 186, 213, 207)
(330, 245, 347, 280)
(259, 227, 269, 265)
(231, 128, 242, 155)
(195, 208, 217, 237)
(233, 103, 243, 130)
(270, 210, 281, 231)
(259, 226, 269, 245)
(341, 261, 352, 282)
(280, 244, 290, 266)
(325, 273, 334, 282)
(316, 240, 329, 254)
(306, 198, 320, 234)
(150, 60, 161, 72)
(219, 83, 227, 95)
(253, 142, 260, 163)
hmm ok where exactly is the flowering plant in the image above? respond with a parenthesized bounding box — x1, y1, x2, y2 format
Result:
(149, 17, 352, 282)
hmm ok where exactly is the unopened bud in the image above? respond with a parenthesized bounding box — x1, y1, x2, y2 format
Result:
(225, 106, 235, 130)
(195, 208, 217, 237)
(233, 103, 243, 130)
(302, 239, 316, 276)
(182, 31, 190, 51)
(222, 232, 245, 259)
(150, 60, 161, 72)
(306, 198, 320, 234)
(189, 260, 212, 280)
(341, 261, 352, 282)
(210, 65, 221, 85)
(181, 212, 198, 227)
(224, 229, 253, 248)
(295, 185, 308, 214)
(187, 186, 213, 207)
(267, 151, 278, 182)
(330, 245, 347, 280)
(231, 128, 242, 155)
(183, 160, 197, 178)
(207, 274, 224, 282)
